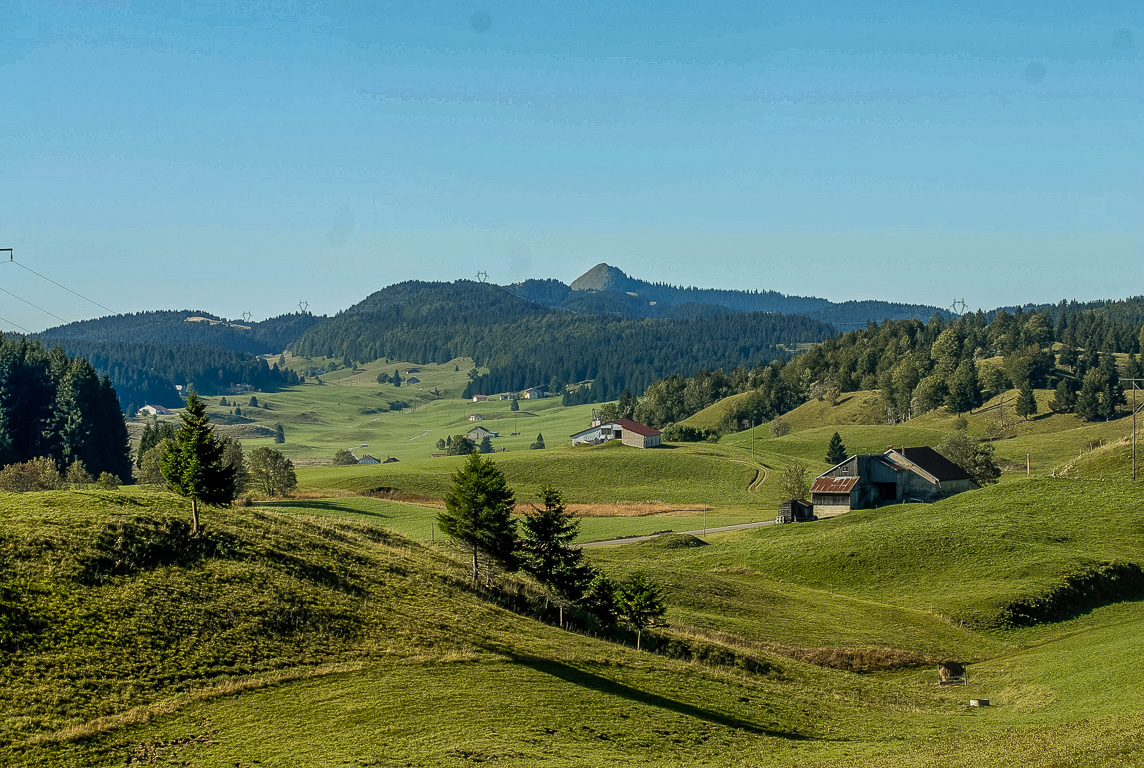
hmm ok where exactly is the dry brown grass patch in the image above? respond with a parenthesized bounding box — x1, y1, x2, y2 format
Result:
(566, 501, 707, 517)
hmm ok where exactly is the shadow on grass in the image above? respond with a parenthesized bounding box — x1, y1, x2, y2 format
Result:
(257, 499, 391, 520)
(490, 648, 803, 740)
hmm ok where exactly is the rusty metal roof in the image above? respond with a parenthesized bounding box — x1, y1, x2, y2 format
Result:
(812, 476, 859, 494)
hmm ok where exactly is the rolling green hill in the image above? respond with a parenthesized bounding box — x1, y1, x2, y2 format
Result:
(8, 480, 1144, 766)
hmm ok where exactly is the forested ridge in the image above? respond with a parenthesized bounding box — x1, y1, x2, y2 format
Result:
(39, 310, 321, 356)
(626, 301, 1144, 434)
(37, 311, 313, 413)
(0, 335, 131, 478)
(290, 280, 835, 402)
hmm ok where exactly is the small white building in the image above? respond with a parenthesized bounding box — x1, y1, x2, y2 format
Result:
(472, 394, 489, 402)
(522, 386, 549, 400)
(469, 414, 484, 422)
(357, 454, 381, 465)
(137, 404, 173, 417)
(570, 418, 661, 449)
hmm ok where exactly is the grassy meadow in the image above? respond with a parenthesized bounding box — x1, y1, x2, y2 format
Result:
(31, 368, 1142, 766)
(7, 477, 1144, 767)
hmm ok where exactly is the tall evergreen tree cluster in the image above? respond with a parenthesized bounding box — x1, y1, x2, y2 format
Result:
(437, 456, 666, 639)
(0, 335, 131, 480)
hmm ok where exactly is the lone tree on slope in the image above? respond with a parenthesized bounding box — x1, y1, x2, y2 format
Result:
(160, 393, 237, 534)
(1015, 384, 1038, 421)
(438, 452, 518, 586)
(825, 431, 848, 465)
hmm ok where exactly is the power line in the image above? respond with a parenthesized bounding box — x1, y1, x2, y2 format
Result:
(0, 314, 32, 334)
(0, 285, 68, 323)
(8, 259, 117, 315)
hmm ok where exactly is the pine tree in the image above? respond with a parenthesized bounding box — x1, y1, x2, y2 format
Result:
(274, 423, 285, 443)
(220, 437, 248, 494)
(479, 436, 494, 454)
(530, 432, 545, 450)
(160, 393, 236, 533)
(520, 487, 592, 624)
(510, 397, 519, 412)
(437, 452, 517, 586)
(825, 431, 847, 465)
(1015, 384, 1038, 420)
(945, 359, 981, 416)
(1049, 377, 1077, 413)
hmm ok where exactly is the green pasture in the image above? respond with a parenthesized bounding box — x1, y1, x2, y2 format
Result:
(9, 486, 1144, 767)
(131, 357, 606, 466)
(590, 479, 1144, 631)
(298, 443, 757, 506)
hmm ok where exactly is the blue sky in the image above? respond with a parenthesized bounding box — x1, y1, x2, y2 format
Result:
(1, 1, 1140, 331)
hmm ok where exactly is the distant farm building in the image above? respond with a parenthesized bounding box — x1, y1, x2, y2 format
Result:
(467, 426, 499, 441)
(356, 454, 381, 465)
(405, 377, 421, 384)
(812, 446, 977, 517)
(570, 418, 662, 449)
(137, 404, 173, 417)
(468, 414, 484, 421)
(522, 386, 548, 400)
(472, 394, 489, 402)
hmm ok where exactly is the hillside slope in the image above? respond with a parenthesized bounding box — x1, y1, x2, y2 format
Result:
(9, 484, 1144, 766)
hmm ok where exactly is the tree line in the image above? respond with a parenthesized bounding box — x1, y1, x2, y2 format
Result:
(39, 310, 321, 357)
(438, 452, 665, 649)
(630, 306, 1144, 434)
(0, 335, 132, 480)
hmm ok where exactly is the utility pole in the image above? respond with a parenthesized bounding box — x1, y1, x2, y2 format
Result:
(1131, 379, 1144, 482)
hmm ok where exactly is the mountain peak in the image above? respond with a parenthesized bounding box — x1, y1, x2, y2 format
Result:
(570, 263, 635, 292)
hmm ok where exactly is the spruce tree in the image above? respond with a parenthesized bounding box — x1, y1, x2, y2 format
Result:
(825, 431, 847, 465)
(945, 359, 980, 416)
(438, 452, 517, 586)
(479, 436, 494, 454)
(530, 433, 545, 450)
(1049, 378, 1077, 413)
(160, 393, 236, 533)
(520, 487, 592, 623)
(1015, 384, 1038, 420)
(274, 423, 285, 443)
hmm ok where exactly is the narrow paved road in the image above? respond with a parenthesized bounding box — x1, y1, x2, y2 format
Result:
(577, 518, 777, 548)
